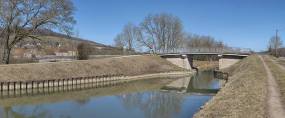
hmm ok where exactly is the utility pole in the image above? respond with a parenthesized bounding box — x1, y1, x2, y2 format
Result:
(275, 29, 278, 56)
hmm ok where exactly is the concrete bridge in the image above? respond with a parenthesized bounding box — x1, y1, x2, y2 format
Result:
(158, 47, 251, 69)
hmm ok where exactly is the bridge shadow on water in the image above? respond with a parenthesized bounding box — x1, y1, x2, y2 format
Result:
(161, 67, 226, 95)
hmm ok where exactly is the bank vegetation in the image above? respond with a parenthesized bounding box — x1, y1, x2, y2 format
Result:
(264, 56, 285, 103)
(194, 55, 267, 117)
(193, 60, 218, 71)
(0, 55, 185, 82)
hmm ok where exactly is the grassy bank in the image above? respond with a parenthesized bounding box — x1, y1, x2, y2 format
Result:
(0, 55, 185, 82)
(264, 56, 285, 103)
(269, 55, 285, 66)
(194, 55, 267, 117)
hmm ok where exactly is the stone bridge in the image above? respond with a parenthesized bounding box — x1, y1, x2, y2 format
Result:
(158, 47, 251, 69)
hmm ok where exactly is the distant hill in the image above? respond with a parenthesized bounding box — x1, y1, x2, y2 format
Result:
(0, 29, 131, 55)
(30, 29, 115, 49)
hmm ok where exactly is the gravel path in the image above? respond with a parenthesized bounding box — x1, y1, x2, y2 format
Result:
(259, 55, 285, 118)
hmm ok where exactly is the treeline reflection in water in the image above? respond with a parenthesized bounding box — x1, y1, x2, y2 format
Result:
(0, 68, 225, 118)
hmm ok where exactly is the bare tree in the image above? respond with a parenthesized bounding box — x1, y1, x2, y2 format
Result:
(74, 29, 80, 46)
(139, 13, 184, 53)
(114, 22, 140, 54)
(72, 29, 80, 59)
(0, 0, 76, 64)
(183, 33, 228, 61)
(114, 33, 125, 49)
(268, 36, 283, 56)
(123, 22, 140, 52)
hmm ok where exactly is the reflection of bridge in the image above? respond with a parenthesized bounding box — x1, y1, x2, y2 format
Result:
(186, 76, 219, 94)
(158, 47, 251, 69)
(161, 76, 219, 94)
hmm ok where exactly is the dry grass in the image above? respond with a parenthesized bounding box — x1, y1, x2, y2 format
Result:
(193, 60, 218, 71)
(193, 60, 218, 67)
(194, 55, 267, 117)
(0, 55, 184, 82)
(264, 56, 285, 104)
(269, 55, 285, 66)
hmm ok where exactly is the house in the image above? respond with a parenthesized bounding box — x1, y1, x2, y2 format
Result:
(12, 49, 25, 58)
(23, 43, 35, 49)
(54, 44, 77, 56)
(44, 46, 56, 56)
(12, 49, 36, 59)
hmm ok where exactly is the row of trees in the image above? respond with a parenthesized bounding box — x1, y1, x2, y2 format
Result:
(114, 13, 226, 54)
(268, 35, 283, 57)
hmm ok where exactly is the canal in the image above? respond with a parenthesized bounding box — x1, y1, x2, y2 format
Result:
(0, 68, 224, 118)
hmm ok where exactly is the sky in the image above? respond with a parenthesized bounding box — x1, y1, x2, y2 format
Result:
(71, 0, 285, 52)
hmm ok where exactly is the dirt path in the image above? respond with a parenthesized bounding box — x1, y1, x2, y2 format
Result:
(259, 55, 285, 117)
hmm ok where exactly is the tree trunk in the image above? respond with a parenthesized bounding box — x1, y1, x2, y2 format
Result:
(2, 49, 5, 64)
(3, 47, 11, 64)
(275, 46, 277, 57)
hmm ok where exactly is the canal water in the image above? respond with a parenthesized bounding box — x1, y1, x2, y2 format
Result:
(0, 68, 224, 118)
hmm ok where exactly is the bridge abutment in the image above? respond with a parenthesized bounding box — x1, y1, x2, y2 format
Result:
(162, 55, 192, 69)
(218, 55, 245, 69)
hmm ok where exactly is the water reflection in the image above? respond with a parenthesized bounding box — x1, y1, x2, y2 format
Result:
(117, 91, 183, 118)
(75, 99, 91, 107)
(161, 68, 221, 94)
(193, 68, 219, 89)
(1, 106, 50, 118)
(0, 68, 224, 118)
(116, 68, 223, 118)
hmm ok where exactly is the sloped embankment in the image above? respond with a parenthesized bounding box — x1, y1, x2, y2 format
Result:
(194, 55, 267, 117)
(0, 55, 185, 82)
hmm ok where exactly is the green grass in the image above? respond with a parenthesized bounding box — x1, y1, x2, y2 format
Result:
(194, 55, 267, 118)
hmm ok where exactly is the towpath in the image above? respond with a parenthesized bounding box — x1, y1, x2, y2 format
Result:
(259, 55, 285, 118)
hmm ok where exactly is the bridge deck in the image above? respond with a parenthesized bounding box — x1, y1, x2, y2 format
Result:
(158, 52, 250, 57)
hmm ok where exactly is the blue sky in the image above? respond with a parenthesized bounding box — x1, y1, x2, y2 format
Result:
(71, 0, 285, 52)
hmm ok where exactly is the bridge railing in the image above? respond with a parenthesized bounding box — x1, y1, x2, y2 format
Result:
(167, 47, 251, 54)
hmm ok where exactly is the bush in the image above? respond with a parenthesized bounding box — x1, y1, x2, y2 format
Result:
(77, 42, 91, 60)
